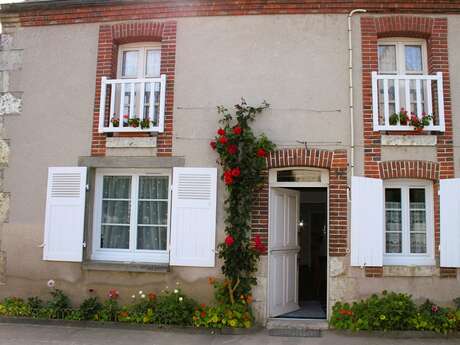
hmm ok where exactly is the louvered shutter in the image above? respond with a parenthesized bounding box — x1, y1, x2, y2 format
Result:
(440, 178, 460, 267)
(43, 167, 87, 262)
(350, 176, 384, 267)
(170, 167, 217, 267)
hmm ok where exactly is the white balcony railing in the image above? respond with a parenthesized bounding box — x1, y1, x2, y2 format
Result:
(98, 75, 166, 133)
(372, 72, 445, 132)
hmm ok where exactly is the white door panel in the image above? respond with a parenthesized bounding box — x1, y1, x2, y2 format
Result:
(269, 187, 300, 317)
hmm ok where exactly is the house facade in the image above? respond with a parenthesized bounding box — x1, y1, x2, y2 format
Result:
(0, 0, 460, 323)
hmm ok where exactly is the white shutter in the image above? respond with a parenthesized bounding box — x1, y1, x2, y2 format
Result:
(350, 176, 384, 267)
(43, 167, 87, 262)
(440, 178, 460, 267)
(170, 167, 217, 267)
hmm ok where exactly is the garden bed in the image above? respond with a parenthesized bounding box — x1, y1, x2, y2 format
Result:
(332, 329, 460, 338)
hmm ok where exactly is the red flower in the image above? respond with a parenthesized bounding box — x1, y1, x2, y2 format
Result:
(219, 136, 228, 144)
(227, 144, 238, 155)
(339, 309, 353, 316)
(200, 303, 206, 309)
(210, 141, 217, 150)
(231, 167, 241, 177)
(217, 128, 226, 136)
(253, 235, 267, 253)
(257, 148, 266, 157)
(108, 288, 119, 300)
(200, 311, 207, 318)
(225, 235, 235, 246)
(233, 126, 242, 135)
(148, 292, 156, 301)
(431, 305, 439, 313)
(224, 170, 234, 185)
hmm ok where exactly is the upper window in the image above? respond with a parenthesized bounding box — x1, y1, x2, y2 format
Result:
(378, 39, 427, 75)
(118, 44, 161, 78)
(384, 180, 434, 266)
(92, 169, 170, 263)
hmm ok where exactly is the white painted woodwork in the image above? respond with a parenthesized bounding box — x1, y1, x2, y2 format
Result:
(43, 167, 87, 262)
(350, 176, 384, 267)
(269, 187, 300, 317)
(170, 167, 217, 267)
(440, 179, 460, 267)
(372, 72, 445, 132)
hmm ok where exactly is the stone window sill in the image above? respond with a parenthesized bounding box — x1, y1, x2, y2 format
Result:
(82, 260, 169, 273)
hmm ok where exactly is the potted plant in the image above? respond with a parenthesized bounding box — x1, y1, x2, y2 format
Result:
(409, 112, 432, 132)
(140, 118, 151, 129)
(389, 108, 409, 126)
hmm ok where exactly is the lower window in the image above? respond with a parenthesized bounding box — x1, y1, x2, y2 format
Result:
(92, 169, 170, 263)
(383, 180, 434, 265)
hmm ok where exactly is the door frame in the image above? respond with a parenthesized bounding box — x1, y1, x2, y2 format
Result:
(267, 167, 330, 319)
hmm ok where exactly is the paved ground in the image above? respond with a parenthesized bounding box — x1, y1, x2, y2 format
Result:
(0, 323, 459, 345)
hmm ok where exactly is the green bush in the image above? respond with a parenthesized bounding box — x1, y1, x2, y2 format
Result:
(193, 302, 253, 329)
(151, 288, 197, 326)
(79, 297, 102, 321)
(330, 291, 460, 334)
(0, 297, 31, 317)
(46, 289, 71, 319)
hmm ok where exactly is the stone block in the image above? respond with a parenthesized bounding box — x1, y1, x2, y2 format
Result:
(0, 92, 21, 115)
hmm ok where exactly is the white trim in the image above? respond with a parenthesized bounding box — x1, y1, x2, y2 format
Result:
(269, 167, 329, 188)
(383, 179, 435, 266)
(91, 168, 171, 264)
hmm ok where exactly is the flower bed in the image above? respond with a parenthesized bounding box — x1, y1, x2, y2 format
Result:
(330, 291, 460, 334)
(0, 279, 255, 330)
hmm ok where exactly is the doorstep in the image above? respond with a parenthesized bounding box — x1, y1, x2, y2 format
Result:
(266, 318, 328, 337)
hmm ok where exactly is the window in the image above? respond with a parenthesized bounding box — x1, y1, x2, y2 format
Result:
(383, 180, 434, 265)
(92, 169, 171, 263)
(377, 38, 428, 116)
(118, 44, 161, 79)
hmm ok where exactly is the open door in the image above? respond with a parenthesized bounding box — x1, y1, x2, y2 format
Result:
(269, 187, 300, 317)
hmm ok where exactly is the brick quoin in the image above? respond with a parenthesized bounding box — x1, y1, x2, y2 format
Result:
(251, 148, 348, 257)
(361, 16, 456, 278)
(3, 1, 460, 28)
(91, 21, 176, 156)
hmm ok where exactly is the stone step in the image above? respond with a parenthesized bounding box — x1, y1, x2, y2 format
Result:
(266, 318, 328, 337)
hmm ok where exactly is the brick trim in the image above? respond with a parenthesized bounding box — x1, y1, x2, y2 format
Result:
(361, 16, 454, 180)
(251, 148, 348, 256)
(378, 160, 439, 180)
(91, 21, 176, 156)
(4, 2, 460, 28)
(365, 267, 383, 278)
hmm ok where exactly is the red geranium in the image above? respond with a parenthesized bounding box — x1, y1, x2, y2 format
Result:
(108, 288, 119, 300)
(227, 144, 238, 155)
(233, 126, 242, 135)
(217, 128, 225, 136)
(257, 148, 266, 157)
(148, 292, 156, 301)
(200, 311, 207, 318)
(219, 136, 228, 144)
(231, 167, 240, 177)
(210, 141, 217, 150)
(225, 235, 235, 246)
(224, 171, 234, 185)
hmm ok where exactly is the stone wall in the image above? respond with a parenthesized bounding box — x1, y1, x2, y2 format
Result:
(0, 32, 22, 284)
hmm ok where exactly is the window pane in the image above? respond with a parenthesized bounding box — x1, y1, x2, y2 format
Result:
(103, 176, 131, 199)
(385, 188, 401, 209)
(137, 226, 167, 250)
(378, 45, 396, 73)
(410, 188, 425, 209)
(101, 225, 130, 249)
(139, 176, 169, 199)
(386, 233, 402, 254)
(411, 233, 427, 253)
(405, 45, 423, 72)
(145, 49, 161, 77)
(122, 50, 139, 77)
(138, 200, 168, 225)
(386, 210, 402, 232)
(102, 200, 130, 224)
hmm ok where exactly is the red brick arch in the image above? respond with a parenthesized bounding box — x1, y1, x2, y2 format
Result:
(91, 21, 176, 157)
(378, 160, 439, 180)
(251, 147, 348, 256)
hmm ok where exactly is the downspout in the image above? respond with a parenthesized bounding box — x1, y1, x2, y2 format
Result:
(348, 9, 366, 178)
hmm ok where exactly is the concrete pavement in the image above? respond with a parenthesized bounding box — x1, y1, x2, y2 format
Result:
(0, 323, 459, 345)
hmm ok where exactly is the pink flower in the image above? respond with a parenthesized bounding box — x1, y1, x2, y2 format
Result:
(225, 235, 235, 246)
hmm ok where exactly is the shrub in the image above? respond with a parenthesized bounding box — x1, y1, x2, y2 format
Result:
(98, 299, 120, 322)
(408, 300, 458, 334)
(151, 288, 197, 326)
(46, 289, 71, 319)
(193, 302, 253, 329)
(0, 297, 31, 317)
(27, 297, 46, 318)
(79, 297, 102, 321)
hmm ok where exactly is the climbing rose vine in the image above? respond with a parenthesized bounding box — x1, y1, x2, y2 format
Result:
(210, 100, 275, 304)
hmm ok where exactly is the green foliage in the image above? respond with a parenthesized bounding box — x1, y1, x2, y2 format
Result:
(151, 288, 197, 326)
(0, 297, 31, 317)
(210, 99, 275, 303)
(453, 297, 460, 310)
(79, 297, 102, 321)
(193, 302, 253, 329)
(46, 289, 71, 319)
(330, 291, 460, 334)
(98, 299, 120, 322)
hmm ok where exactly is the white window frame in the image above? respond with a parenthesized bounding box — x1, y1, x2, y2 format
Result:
(378, 38, 428, 75)
(383, 179, 434, 266)
(91, 168, 171, 263)
(117, 42, 162, 79)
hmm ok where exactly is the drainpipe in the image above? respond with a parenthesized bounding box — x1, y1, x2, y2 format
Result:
(348, 9, 366, 177)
